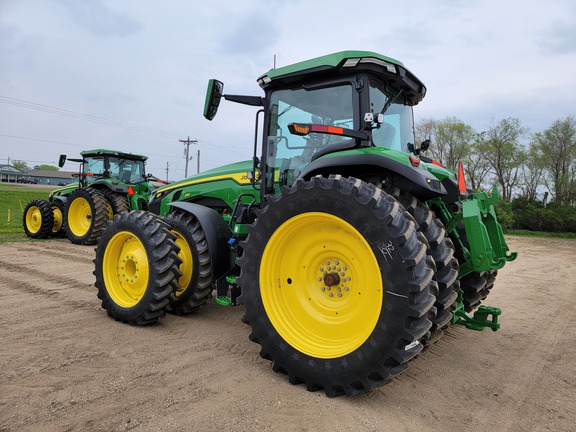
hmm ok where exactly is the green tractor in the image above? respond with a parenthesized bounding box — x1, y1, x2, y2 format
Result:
(94, 51, 517, 396)
(23, 149, 166, 245)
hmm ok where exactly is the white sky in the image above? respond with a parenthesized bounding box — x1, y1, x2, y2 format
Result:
(1, 0, 575, 180)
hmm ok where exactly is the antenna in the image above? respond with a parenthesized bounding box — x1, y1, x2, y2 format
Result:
(273, 54, 276, 69)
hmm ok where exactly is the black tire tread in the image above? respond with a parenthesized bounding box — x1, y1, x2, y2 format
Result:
(65, 188, 109, 245)
(23, 199, 54, 239)
(164, 212, 213, 315)
(238, 175, 436, 397)
(94, 211, 182, 325)
(100, 189, 130, 214)
(389, 190, 459, 345)
(460, 269, 498, 312)
(50, 199, 67, 238)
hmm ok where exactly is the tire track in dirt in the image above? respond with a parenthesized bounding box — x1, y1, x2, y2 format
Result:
(0, 251, 97, 314)
(0, 242, 95, 266)
(0, 260, 93, 290)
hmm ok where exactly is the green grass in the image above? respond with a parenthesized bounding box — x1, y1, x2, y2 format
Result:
(0, 184, 54, 243)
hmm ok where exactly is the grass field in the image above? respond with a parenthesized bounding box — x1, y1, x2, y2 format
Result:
(0, 184, 54, 243)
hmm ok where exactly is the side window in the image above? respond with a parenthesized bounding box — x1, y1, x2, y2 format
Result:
(84, 157, 104, 175)
(267, 84, 355, 176)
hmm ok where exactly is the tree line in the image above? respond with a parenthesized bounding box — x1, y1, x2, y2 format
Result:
(415, 115, 576, 232)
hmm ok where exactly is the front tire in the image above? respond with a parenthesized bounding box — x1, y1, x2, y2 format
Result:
(94, 211, 182, 325)
(50, 199, 66, 238)
(164, 212, 214, 315)
(238, 176, 436, 396)
(23, 199, 54, 239)
(65, 188, 109, 245)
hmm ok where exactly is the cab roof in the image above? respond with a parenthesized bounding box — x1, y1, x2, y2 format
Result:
(80, 149, 148, 161)
(257, 50, 426, 106)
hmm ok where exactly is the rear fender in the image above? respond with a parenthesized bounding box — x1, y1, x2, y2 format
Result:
(168, 201, 232, 279)
(299, 154, 446, 201)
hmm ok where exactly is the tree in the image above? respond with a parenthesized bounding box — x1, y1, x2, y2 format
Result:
(415, 117, 437, 147)
(465, 135, 492, 192)
(477, 118, 527, 200)
(38, 164, 59, 171)
(519, 140, 546, 202)
(12, 160, 29, 170)
(415, 117, 475, 171)
(532, 116, 576, 205)
(434, 117, 475, 170)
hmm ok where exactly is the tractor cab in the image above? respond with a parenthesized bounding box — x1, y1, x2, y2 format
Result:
(80, 149, 148, 186)
(204, 51, 428, 197)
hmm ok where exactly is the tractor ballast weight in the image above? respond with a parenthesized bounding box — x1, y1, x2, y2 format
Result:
(95, 51, 517, 396)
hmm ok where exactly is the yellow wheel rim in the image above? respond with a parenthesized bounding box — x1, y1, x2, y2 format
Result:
(102, 231, 150, 308)
(68, 197, 93, 236)
(52, 205, 63, 234)
(172, 230, 193, 297)
(260, 212, 383, 359)
(106, 202, 113, 220)
(25, 206, 42, 234)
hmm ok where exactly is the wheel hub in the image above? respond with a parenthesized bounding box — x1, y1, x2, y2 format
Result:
(318, 260, 351, 299)
(103, 231, 149, 308)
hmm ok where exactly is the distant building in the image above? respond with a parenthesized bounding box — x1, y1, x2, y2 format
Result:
(0, 164, 27, 183)
(0, 164, 75, 185)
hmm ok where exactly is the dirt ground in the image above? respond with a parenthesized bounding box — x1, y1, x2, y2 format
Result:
(0, 236, 575, 432)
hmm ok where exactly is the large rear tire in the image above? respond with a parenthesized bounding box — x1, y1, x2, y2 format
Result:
(390, 190, 459, 345)
(94, 211, 182, 325)
(164, 212, 213, 315)
(238, 176, 436, 396)
(65, 188, 109, 245)
(23, 199, 54, 239)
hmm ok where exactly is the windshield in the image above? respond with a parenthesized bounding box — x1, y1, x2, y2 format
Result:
(266, 83, 355, 186)
(83, 156, 145, 184)
(369, 80, 415, 153)
(109, 157, 145, 183)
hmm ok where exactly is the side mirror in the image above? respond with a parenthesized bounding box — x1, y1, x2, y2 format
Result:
(420, 139, 431, 152)
(203, 79, 224, 121)
(58, 154, 67, 168)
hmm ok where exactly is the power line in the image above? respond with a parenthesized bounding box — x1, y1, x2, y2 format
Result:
(0, 133, 185, 161)
(0, 95, 186, 138)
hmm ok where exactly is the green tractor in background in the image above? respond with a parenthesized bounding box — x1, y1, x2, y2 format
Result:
(94, 51, 517, 396)
(23, 149, 167, 244)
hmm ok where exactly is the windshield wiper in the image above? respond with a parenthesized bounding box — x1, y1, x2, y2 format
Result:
(378, 88, 404, 117)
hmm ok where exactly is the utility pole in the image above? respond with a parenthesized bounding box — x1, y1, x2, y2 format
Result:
(165, 162, 169, 182)
(179, 136, 198, 178)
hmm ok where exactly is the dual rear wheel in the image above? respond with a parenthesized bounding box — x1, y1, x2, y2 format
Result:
(65, 188, 128, 245)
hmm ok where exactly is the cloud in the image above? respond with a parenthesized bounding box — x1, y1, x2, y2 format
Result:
(55, 0, 142, 36)
(219, 12, 280, 57)
(538, 19, 576, 54)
